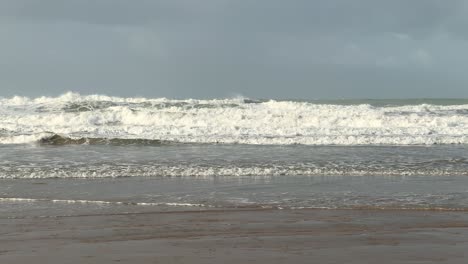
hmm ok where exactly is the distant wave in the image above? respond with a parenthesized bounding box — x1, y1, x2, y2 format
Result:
(1, 92, 468, 146)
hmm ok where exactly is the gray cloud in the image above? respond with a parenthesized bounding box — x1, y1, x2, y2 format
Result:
(2, 0, 462, 37)
(1, 0, 468, 98)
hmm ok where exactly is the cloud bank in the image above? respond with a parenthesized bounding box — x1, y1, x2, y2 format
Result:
(1, 0, 468, 98)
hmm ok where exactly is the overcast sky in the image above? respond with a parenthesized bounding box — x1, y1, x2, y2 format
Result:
(1, 0, 468, 99)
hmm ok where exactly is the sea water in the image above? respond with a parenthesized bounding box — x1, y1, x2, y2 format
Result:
(1, 93, 468, 217)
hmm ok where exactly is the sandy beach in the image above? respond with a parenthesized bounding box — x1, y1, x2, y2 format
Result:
(1, 208, 467, 264)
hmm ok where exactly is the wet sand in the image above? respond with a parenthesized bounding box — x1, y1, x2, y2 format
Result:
(1, 208, 468, 263)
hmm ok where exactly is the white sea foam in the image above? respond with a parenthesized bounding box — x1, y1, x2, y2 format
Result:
(1, 164, 466, 179)
(1, 92, 468, 145)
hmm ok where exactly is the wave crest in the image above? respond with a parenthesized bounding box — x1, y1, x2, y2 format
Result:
(2, 93, 468, 146)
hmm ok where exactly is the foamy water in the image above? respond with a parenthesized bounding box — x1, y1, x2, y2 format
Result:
(2, 93, 468, 213)
(1, 92, 467, 145)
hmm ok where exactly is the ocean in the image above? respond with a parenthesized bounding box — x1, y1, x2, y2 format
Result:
(1, 92, 468, 217)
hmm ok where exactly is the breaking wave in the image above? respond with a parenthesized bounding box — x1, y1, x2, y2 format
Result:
(1, 92, 468, 146)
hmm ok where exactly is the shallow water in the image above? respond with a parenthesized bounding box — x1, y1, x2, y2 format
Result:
(1, 144, 468, 217)
(2, 144, 468, 179)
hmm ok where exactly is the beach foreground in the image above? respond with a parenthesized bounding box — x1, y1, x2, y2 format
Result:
(1, 208, 467, 264)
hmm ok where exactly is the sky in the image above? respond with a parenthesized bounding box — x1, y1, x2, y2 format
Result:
(1, 0, 468, 99)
